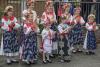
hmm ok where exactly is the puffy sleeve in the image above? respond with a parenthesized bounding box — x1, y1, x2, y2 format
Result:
(86, 23, 93, 31)
(41, 12, 47, 24)
(80, 17, 85, 25)
(22, 10, 28, 20)
(53, 12, 57, 22)
(70, 15, 73, 23)
(41, 29, 48, 40)
(13, 17, 20, 29)
(1, 18, 10, 31)
(33, 11, 37, 22)
(58, 24, 64, 34)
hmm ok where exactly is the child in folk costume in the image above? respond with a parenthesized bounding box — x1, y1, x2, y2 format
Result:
(72, 7, 85, 53)
(61, 3, 74, 56)
(58, 15, 72, 62)
(41, 23, 55, 64)
(83, 14, 98, 55)
(41, 0, 58, 57)
(0, 6, 20, 64)
(21, 12, 38, 64)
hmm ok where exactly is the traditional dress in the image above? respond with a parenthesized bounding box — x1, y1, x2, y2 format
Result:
(41, 28, 54, 54)
(0, 16, 20, 56)
(83, 22, 97, 51)
(72, 16, 85, 50)
(41, 10, 58, 55)
(21, 21, 38, 62)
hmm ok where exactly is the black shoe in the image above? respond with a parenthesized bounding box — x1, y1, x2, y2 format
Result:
(77, 50, 83, 53)
(89, 51, 95, 55)
(47, 60, 52, 63)
(60, 60, 64, 63)
(43, 61, 47, 64)
(85, 52, 90, 55)
(11, 59, 19, 63)
(64, 60, 71, 63)
(50, 55, 55, 58)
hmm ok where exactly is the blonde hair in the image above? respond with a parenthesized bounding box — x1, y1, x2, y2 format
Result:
(4, 5, 13, 16)
(88, 14, 95, 19)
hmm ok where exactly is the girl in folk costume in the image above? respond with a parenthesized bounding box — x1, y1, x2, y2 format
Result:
(41, 22, 55, 64)
(0, 6, 20, 64)
(72, 6, 85, 53)
(20, 12, 38, 64)
(58, 15, 72, 62)
(83, 14, 98, 55)
(41, 0, 58, 57)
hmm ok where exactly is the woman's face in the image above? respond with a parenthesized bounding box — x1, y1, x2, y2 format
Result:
(47, 4, 53, 12)
(75, 9, 80, 15)
(7, 11, 13, 17)
(28, 4, 34, 10)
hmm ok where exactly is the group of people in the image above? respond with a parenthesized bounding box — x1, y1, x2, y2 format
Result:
(0, 0, 98, 65)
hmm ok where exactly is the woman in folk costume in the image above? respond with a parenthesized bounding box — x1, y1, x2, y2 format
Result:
(58, 13, 72, 62)
(22, 0, 37, 23)
(0, 6, 20, 64)
(20, 11, 38, 64)
(61, 3, 74, 56)
(41, 22, 55, 64)
(41, 0, 58, 57)
(72, 6, 85, 53)
(83, 14, 98, 55)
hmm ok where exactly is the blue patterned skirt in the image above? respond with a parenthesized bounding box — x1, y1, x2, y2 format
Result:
(3, 30, 19, 56)
(72, 24, 83, 45)
(22, 31, 37, 61)
(87, 31, 96, 50)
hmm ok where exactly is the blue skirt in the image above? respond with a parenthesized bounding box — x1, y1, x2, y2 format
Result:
(87, 31, 96, 50)
(72, 23, 83, 45)
(22, 32, 37, 61)
(3, 30, 19, 54)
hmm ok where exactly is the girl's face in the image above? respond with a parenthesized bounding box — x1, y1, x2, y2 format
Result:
(7, 11, 13, 17)
(28, 14, 33, 22)
(88, 17, 94, 23)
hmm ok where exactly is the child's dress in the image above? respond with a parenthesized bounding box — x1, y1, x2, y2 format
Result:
(41, 10, 58, 55)
(0, 16, 20, 56)
(41, 28, 54, 54)
(83, 22, 97, 50)
(21, 22, 38, 62)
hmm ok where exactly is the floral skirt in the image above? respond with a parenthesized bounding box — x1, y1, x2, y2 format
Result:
(21, 32, 37, 61)
(87, 31, 96, 50)
(3, 30, 19, 56)
(72, 24, 83, 45)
